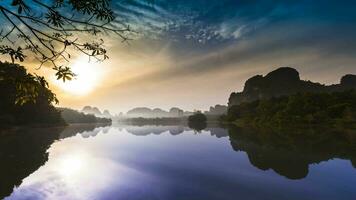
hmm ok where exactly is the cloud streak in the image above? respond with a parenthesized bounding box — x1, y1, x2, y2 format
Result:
(51, 0, 356, 113)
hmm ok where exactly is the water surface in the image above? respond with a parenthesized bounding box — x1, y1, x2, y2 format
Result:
(1, 124, 355, 200)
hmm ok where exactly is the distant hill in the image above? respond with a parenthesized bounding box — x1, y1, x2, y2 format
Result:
(205, 105, 228, 115)
(123, 106, 226, 120)
(82, 106, 102, 115)
(229, 67, 356, 106)
(60, 108, 111, 124)
(82, 106, 112, 118)
(126, 107, 185, 118)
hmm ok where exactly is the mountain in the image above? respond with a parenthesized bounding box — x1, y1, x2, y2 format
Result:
(228, 67, 356, 106)
(205, 105, 228, 115)
(82, 106, 113, 118)
(60, 108, 111, 124)
(126, 107, 153, 118)
(169, 107, 184, 117)
(82, 106, 102, 116)
(126, 107, 185, 118)
(102, 110, 112, 118)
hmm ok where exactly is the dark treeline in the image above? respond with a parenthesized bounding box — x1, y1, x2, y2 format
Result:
(60, 108, 112, 124)
(228, 67, 356, 106)
(224, 67, 356, 128)
(224, 90, 356, 127)
(188, 112, 208, 131)
(0, 62, 111, 127)
(0, 62, 64, 127)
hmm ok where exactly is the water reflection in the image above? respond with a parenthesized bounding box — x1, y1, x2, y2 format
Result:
(116, 125, 228, 138)
(227, 126, 356, 179)
(118, 124, 356, 180)
(122, 125, 187, 136)
(1, 124, 356, 200)
(0, 127, 64, 199)
(0, 124, 110, 199)
(59, 123, 111, 139)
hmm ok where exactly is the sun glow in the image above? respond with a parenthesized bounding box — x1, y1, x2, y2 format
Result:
(58, 154, 85, 177)
(52, 57, 104, 96)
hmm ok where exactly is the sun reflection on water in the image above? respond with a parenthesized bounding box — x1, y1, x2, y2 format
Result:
(57, 154, 86, 177)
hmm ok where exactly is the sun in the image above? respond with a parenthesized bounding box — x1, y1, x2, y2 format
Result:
(52, 57, 104, 96)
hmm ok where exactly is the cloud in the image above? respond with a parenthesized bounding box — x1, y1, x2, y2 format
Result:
(52, 0, 356, 112)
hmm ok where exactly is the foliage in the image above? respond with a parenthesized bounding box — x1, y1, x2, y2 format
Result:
(0, 62, 63, 126)
(0, 0, 137, 81)
(229, 67, 356, 107)
(225, 90, 356, 127)
(59, 107, 112, 124)
(188, 112, 207, 131)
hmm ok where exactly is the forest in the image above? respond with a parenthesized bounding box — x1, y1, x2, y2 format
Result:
(0, 62, 64, 127)
(224, 90, 356, 128)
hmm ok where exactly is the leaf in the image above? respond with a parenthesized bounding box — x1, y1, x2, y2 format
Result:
(11, 0, 19, 6)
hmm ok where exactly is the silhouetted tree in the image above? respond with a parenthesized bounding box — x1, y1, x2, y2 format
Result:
(188, 112, 207, 131)
(59, 108, 111, 124)
(0, 0, 136, 79)
(0, 62, 64, 125)
(0, 0, 153, 105)
(225, 90, 356, 127)
(228, 67, 356, 107)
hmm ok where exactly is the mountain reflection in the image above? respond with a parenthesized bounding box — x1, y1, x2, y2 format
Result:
(228, 126, 356, 180)
(121, 124, 355, 180)
(120, 125, 229, 138)
(1, 124, 355, 199)
(60, 123, 111, 138)
(124, 125, 186, 136)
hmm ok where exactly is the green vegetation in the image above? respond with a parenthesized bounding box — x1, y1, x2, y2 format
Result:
(0, 0, 136, 83)
(0, 62, 64, 126)
(224, 90, 356, 128)
(188, 112, 207, 131)
(228, 67, 356, 106)
(60, 108, 112, 124)
(0, 62, 111, 127)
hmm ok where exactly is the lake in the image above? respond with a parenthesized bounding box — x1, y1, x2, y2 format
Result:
(1, 124, 356, 200)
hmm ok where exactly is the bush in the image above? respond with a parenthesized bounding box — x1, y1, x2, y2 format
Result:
(188, 113, 207, 131)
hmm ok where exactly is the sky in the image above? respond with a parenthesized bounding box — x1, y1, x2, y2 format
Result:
(22, 1, 356, 113)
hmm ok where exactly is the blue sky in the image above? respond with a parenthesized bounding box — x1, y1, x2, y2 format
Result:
(114, 0, 356, 46)
(4, 0, 354, 112)
(67, 0, 356, 112)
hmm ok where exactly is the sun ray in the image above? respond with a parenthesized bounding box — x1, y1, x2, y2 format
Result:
(52, 57, 104, 96)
